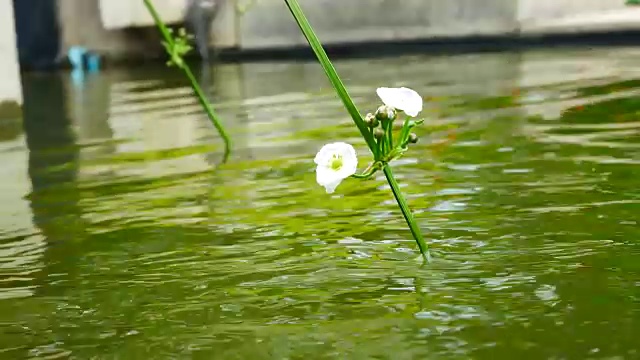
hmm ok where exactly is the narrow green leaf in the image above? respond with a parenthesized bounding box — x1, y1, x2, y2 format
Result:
(283, 0, 377, 152)
(383, 165, 430, 260)
(283, 0, 430, 261)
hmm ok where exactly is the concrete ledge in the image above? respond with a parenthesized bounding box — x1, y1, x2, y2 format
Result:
(47, 0, 640, 61)
(100, 0, 187, 29)
(10, 0, 640, 69)
(521, 8, 640, 34)
(238, 0, 518, 49)
(0, 0, 22, 107)
(58, 0, 237, 58)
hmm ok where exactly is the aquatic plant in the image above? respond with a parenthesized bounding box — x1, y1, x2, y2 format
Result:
(143, 0, 429, 260)
(143, 0, 231, 161)
(284, 0, 430, 260)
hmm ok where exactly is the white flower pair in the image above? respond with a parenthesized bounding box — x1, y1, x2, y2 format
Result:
(314, 87, 423, 193)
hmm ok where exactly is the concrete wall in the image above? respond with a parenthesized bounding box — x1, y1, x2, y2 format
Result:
(100, 0, 187, 29)
(58, 0, 161, 59)
(239, 0, 519, 49)
(56, 0, 640, 59)
(518, 0, 640, 34)
(518, 0, 627, 21)
(0, 0, 22, 117)
(59, 0, 237, 58)
(96, 0, 519, 50)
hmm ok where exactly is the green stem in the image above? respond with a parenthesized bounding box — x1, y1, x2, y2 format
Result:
(283, 0, 377, 153)
(143, 0, 174, 46)
(183, 65, 231, 161)
(368, 127, 380, 160)
(383, 165, 430, 261)
(284, 0, 429, 260)
(379, 123, 386, 155)
(143, 0, 231, 162)
(377, 137, 385, 160)
(351, 161, 382, 179)
(398, 116, 412, 145)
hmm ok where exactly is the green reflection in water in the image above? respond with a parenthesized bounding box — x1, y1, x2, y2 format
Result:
(0, 47, 639, 359)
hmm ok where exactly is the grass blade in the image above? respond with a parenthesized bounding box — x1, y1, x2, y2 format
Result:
(383, 165, 430, 260)
(283, 0, 377, 152)
(283, 0, 430, 260)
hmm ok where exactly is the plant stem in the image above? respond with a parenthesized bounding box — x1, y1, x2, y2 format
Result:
(283, 0, 377, 153)
(183, 65, 231, 161)
(143, 0, 231, 161)
(383, 165, 430, 261)
(143, 0, 174, 47)
(283, 0, 430, 260)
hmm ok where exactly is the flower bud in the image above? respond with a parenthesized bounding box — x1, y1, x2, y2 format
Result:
(408, 133, 419, 144)
(364, 113, 379, 127)
(375, 105, 396, 122)
(374, 128, 385, 140)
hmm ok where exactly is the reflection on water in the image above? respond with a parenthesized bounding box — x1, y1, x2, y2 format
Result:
(0, 47, 639, 358)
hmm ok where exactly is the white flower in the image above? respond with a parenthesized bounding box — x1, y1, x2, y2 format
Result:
(376, 87, 423, 117)
(314, 142, 358, 194)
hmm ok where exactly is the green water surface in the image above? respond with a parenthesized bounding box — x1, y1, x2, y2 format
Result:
(0, 47, 638, 359)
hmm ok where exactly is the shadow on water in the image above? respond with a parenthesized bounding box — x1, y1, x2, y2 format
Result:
(23, 73, 80, 229)
(21, 73, 89, 296)
(0, 47, 639, 358)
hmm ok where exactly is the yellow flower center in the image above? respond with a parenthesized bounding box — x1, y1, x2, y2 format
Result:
(330, 154, 343, 171)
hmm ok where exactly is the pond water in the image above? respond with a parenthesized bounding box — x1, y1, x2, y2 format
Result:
(0, 46, 639, 359)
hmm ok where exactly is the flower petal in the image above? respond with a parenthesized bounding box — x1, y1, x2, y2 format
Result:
(322, 177, 343, 194)
(314, 142, 358, 194)
(316, 165, 345, 194)
(336, 146, 357, 178)
(376, 87, 423, 117)
(314, 142, 352, 165)
(314, 144, 333, 165)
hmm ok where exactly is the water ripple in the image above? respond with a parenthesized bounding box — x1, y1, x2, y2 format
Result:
(0, 47, 638, 358)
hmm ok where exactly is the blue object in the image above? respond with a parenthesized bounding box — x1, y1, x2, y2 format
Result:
(87, 53, 101, 73)
(68, 46, 87, 70)
(67, 46, 101, 72)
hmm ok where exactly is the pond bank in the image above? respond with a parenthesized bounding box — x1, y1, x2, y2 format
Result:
(88, 0, 640, 59)
(15, 0, 640, 68)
